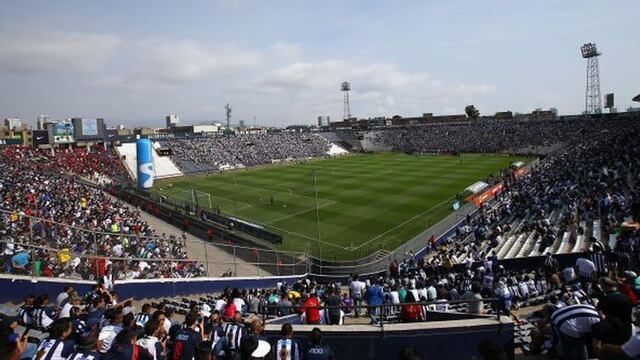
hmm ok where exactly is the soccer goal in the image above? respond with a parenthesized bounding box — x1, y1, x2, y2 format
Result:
(181, 189, 213, 210)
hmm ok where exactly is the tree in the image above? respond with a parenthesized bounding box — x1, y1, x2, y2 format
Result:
(465, 105, 480, 121)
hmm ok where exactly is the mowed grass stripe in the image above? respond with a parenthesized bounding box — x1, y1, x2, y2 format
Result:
(157, 153, 525, 260)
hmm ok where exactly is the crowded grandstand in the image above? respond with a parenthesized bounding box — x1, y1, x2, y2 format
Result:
(0, 109, 639, 359)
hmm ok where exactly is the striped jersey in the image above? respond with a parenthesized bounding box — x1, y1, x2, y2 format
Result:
(551, 304, 600, 338)
(34, 339, 74, 360)
(273, 338, 301, 360)
(223, 323, 245, 351)
(66, 351, 102, 360)
(135, 313, 151, 327)
(32, 307, 55, 329)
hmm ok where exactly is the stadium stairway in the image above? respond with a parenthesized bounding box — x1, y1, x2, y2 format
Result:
(374, 249, 391, 261)
(505, 233, 529, 259)
(515, 231, 538, 258)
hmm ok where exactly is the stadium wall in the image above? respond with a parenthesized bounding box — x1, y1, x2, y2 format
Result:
(0, 274, 304, 304)
(262, 318, 515, 360)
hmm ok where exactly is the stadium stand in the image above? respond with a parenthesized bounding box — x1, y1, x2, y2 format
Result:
(3, 112, 640, 359)
(0, 148, 200, 280)
(165, 133, 330, 170)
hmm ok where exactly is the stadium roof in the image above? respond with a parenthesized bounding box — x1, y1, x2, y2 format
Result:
(465, 181, 489, 194)
(633, 93, 640, 102)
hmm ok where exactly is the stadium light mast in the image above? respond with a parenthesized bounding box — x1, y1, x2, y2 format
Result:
(341, 81, 352, 120)
(581, 43, 602, 114)
(225, 103, 232, 130)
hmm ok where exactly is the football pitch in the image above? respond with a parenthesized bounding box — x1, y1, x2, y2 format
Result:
(155, 153, 525, 260)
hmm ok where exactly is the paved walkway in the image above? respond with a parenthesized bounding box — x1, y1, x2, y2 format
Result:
(113, 194, 269, 277)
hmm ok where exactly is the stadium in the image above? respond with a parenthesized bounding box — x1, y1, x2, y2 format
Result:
(2, 3, 640, 360)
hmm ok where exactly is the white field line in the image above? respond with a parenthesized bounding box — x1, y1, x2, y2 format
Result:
(351, 196, 456, 251)
(226, 180, 334, 204)
(264, 200, 337, 225)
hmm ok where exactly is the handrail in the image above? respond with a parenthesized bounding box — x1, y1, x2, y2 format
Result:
(0, 208, 306, 256)
(259, 298, 503, 325)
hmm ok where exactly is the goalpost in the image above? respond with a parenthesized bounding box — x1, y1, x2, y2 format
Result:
(181, 189, 213, 211)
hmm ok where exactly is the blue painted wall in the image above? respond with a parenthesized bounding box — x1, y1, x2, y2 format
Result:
(263, 322, 514, 360)
(0, 275, 303, 304)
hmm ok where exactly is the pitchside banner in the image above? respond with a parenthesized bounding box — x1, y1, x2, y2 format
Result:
(136, 139, 154, 189)
(52, 121, 75, 143)
(473, 182, 504, 207)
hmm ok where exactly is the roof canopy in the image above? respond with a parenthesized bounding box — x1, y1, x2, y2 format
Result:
(465, 181, 489, 194)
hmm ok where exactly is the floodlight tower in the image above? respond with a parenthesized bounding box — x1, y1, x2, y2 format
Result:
(341, 81, 351, 120)
(225, 103, 232, 130)
(581, 43, 602, 114)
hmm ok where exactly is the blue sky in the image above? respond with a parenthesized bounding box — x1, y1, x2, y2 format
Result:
(0, 0, 638, 127)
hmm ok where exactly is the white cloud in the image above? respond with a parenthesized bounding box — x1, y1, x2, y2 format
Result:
(269, 41, 301, 59)
(129, 39, 262, 85)
(257, 59, 495, 118)
(0, 30, 121, 73)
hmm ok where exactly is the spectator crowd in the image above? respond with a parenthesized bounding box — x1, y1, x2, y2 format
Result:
(370, 116, 634, 154)
(166, 133, 330, 169)
(0, 147, 203, 281)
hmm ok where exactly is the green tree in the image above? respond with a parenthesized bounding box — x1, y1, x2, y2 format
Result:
(465, 105, 480, 121)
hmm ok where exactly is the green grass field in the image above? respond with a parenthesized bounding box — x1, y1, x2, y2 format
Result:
(155, 153, 525, 260)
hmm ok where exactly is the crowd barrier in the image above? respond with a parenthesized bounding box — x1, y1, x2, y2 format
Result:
(260, 300, 514, 360)
(0, 273, 305, 304)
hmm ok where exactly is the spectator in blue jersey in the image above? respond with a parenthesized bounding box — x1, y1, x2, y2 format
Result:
(304, 328, 335, 360)
(272, 323, 300, 360)
(34, 318, 75, 360)
(136, 319, 166, 360)
(10, 249, 29, 275)
(66, 331, 102, 360)
(364, 278, 384, 320)
(103, 328, 153, 360)
(172, 312, 203, 360)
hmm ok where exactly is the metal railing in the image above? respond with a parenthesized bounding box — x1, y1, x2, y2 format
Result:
(0, 208, 309, 279)
(259, 297, 504, 332)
